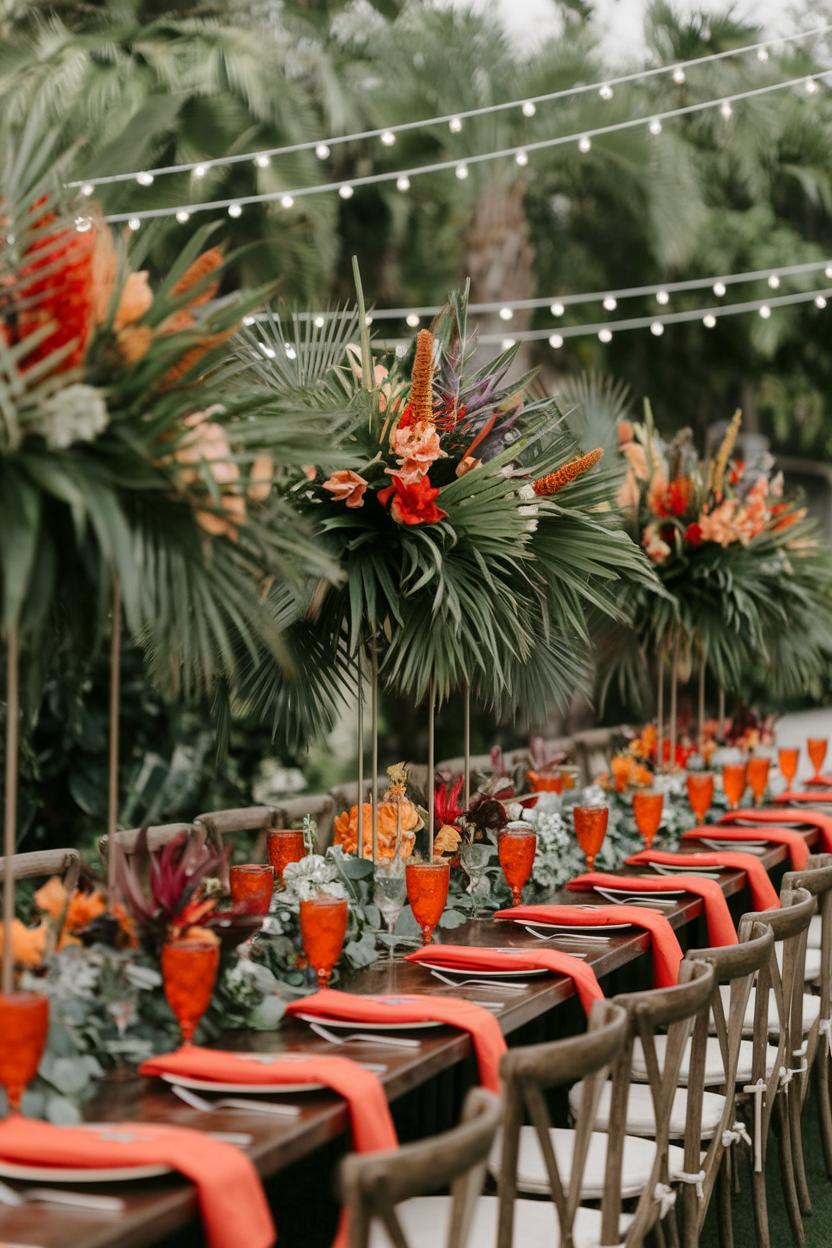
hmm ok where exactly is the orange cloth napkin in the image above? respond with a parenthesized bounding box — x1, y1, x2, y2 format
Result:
(285, 988, 506, 1093)
(0, 1116, 274, 1248)
(139, 1046, 396, 1155)
(493, 903, 683, 988)
(405, 942, 603, 1014)
(567, 871, 737, 947)
(755, 804, 832, 850)
(626, 848, 779, 911)
(706, 818, 812, 868)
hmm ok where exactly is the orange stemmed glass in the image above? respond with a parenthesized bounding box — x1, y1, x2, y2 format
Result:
(0, 992, 49, 1115)
(161, 939, 220, 1046)
(406, 862, 450, 944)
(230, 864, 274, 915)
(573, 805, 609, 872)
(746, 757, 771, 806)
(632, 791, 663, 850)
(722, 763, 747, 811)
(686, 772, 714, 824)
(267, 829, 306, 887)
(779, 747, 799, 788)
(807, 737, 828, 783)
(498, 828, 537, 906)
(299, 896, 349, 989)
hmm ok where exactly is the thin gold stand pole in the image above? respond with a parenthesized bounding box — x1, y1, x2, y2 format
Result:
(718, 686, 726, 743)
(669, 635, 679, 771)
(3, 621, 19, 995)
(107, 575, 121, 901)
(656, 651, 665, 774)
(427, 677, 436, 860)
(698, 645, 706, 751)
(371, 642, 379, 865)
(356, 652, 364, 857)
(463, 683, 471, 809)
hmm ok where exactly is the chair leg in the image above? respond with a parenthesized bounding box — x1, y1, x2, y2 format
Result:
(716, 1158, 734, 1248)
(816, 1045, 832, 1179)
(776, 1093, 805, 1247)
(750, 1153, 770, 1248)
(787, 1076, 812, 1217)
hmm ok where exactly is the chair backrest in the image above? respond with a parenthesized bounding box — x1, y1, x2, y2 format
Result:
(272, 794, 336, 852)
(193, 806, 278, 862)
(496, 998, 630, 1248)
(784, 855, 832, 1017)
(330, 779, 385, 814)
(0, 849, 81, 892)
(739, 885, 816, 1069)
(571, 727, 615, 785)
(98, 823, 193, 864)
(338, 1087, 501, 1248)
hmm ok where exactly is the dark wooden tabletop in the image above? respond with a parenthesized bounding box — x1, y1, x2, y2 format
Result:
(0, 823, 817, 1248)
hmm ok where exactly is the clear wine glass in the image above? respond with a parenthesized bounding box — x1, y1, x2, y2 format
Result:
(460, 841, 491, 919)
(374, 857, 407, 960)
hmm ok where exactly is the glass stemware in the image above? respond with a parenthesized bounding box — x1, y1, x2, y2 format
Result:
(778, 747, 799, 788)
(632, 790, 663, 850)
(300, 896, 349, 988)
(807, 737, 828, 783)
(573, 804, 609, 873)
(460, 841, 492, 919)
(267, 829, 306, 887)
(373, 857, 407, 960)
(498, 827, 537, 907)
(686, 771, 714, 824)
(230, 864, 274, 915)
(722, 763, 747, 811)
(406, 862, 450, 944)
(746, 756, 771, 807)
(161, 938, 220, 1047)
(0, 992, 49, 1116)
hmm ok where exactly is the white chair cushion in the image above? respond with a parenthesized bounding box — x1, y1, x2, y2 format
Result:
(631, 1035, 779, 1086)
(491, 1125, 687, 1200)
(808, 915, 822, 950)
(775, 943, 822, 982)
(369, 1194, 633, 1248)
(568, 1080, 727, 1139)
(718, 985, 821, 1034)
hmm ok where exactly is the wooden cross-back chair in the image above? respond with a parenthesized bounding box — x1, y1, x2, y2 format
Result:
(0, 849, 81, 894)
(337, 1087, 501, 1248)
(98, 822, 193, 866)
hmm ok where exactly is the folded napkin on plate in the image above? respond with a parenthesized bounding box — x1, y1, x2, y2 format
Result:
(0, 1116, 274, 1248)
(566, 871, 737, 947)
(626, 848, 779, 911)
(705, 819, 811, 868)
(139, 1047, 396, 1154)
(754, 804, 832, 850)
(285, 988, 505, 1092)
(493, 903, 683, 988)
(405, 943, 603, 1014)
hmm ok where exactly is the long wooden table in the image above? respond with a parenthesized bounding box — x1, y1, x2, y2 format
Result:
(0, 825, 817, 1248)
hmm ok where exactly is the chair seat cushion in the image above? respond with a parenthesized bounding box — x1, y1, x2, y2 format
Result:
(775, 942, 822, 982)
(568, 1080, 727, 1139)
(718, 985, 821, 1034)
(808, 915, 822, 950)
(492, 1125, 687, 1200)
(631, 1035, 780, 1086)
(369, 1194, 633, 1248)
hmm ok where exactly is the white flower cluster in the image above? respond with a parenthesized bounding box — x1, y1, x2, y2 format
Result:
(42, 384, 109, 449)
(516, 482, 539, 533)
(281, 853, 348, 903)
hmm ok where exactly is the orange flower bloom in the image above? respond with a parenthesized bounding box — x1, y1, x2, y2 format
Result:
(33, 876, 68, 920)
(390, 420, 446, 484)
(322, 469, 368, 508)
(333, 800, 421, 860)
(378, 476, 447, 526)
(172, 248, 224, 308)
(433, 824, 462, 856)
(533, 448, 604, 498)
(407, 330, 435, 426)
(65, 890, 107, 933)
(114, 271, 152, 332)
(0, 920, 47, 968)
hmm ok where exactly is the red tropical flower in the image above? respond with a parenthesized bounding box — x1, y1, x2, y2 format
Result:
(684, 522, 703, 546)
(434, 776, 465, 827)
(378, 475, 447, 526)
(12, 214, 98, 373)
(653, 476, 692, 518)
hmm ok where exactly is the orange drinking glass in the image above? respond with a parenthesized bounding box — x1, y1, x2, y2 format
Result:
(747, 756, 771, 806)
(230, 864, 274, 915)
(686, 772, 714, 823)
(722, 763, 747, 811)
(299, 896, 349, 989)
(0, 992, 49, 1115)
(808, 737, 828, 782)
(528, 770, 565, 794)
(632, 791, 663, 850)
(779, 747, 799, 787)
(267, 829, 306, 887)
(406, 862, 450, 944)
(161, 938, 220, 1046)
(498, 828, 537, 906)
(573, 805, 609, 872)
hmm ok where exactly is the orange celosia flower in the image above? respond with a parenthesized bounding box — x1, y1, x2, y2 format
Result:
(172, 248, 224, 308)
(408, 330, 435, 426)
(0, 920, 47, 968)
(533, 448, 604, 498)
(333, 800, 421, 860)
(322, 469, 368, 509)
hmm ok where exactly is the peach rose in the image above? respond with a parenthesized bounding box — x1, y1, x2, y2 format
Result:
(391, 420, 446, 484)
(322, 469, 368, 509)
(643, 523, 671, 564)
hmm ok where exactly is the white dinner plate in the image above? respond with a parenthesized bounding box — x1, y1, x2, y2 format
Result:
(161, 1073, 324, 1094)
(417, 960, 549, 979)
(504, 918, 633, 933)
(728, 819, 806, 829)
(0, 1159, 170, 1183)
(700, 838, 768, 855)
(595, 884, 685, 898)
(647, 861, 722, 876)
(295, 1011, 443, 1032)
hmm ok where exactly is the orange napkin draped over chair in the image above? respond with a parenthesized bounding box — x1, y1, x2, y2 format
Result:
(625, 848, 779, 910)
(566, 871, 738, 947)
(405, 943, 603, 1014)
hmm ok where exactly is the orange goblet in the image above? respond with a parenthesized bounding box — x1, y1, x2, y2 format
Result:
(722, 763, 747, 811)
(573, 805, 609, 872)
(161, 938, 220, 1046)
(632, 790, 663, 850)
(808, 737, 828, 783)
(778, 747, 799, 788)
(267, 829, 306, 887)
(686, 772, 714, 824)
(406, 862, 450, 944)
(747, 756, 771, 807)
(498, 827, 537, 906)
(0, 992, 49, 1115)
(230, 864, 274, 915)
(528, 769, 565, 794)
(299, 896, 349, 989)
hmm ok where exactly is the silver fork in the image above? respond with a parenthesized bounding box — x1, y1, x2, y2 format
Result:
(595, 888, 678, 907)
(171, 1084, 301, 1118)
(521, 928, 587, 956)
(309, 1021, 421, 1050)
(0, 1179, 123, 1213)
(428, 969, 529, 991)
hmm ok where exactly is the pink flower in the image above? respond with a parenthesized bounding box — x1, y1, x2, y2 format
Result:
(322, 469, 368, 508)
(390, 419, 446, 484)
(643, 523, 671, 564)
